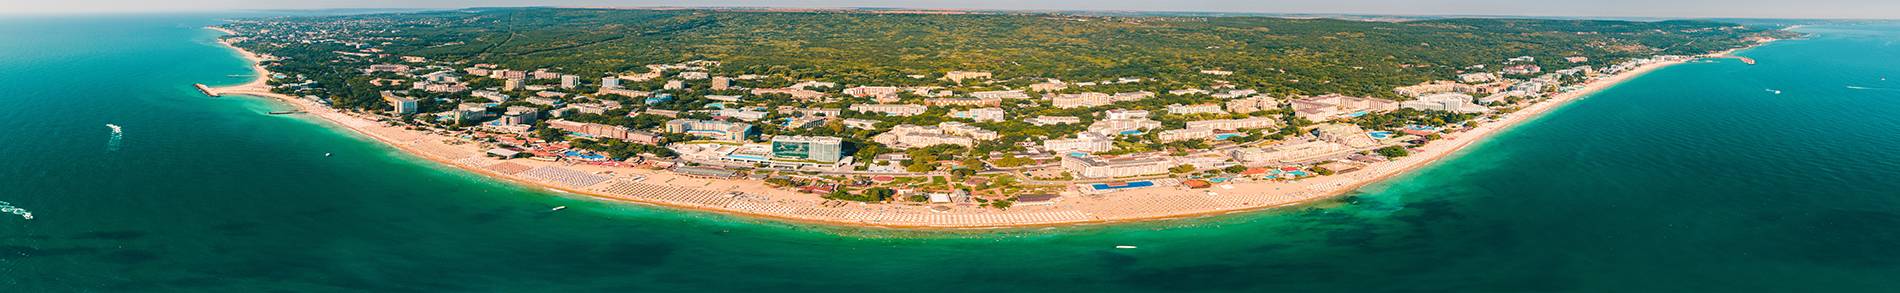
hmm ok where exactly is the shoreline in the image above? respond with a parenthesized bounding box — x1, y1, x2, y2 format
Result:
(201, 26, 1735, 230)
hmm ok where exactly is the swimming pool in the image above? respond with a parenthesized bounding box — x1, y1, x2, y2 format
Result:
(563, 150, 607, 160)
(726, 154, 768, 161)
(1369, 131, 1393, 139)
(1091, 181, 1156, 190)
(1267, 170, 1311, 177)
(687, 130, 730, 136)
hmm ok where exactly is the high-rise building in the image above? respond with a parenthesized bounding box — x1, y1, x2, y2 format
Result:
(664, 119, 756, 141)
(499, 106, 540, 125)
(601, 76, 621, 89)
(453, 103, 490, 122)
(771, 136, 845, 163)
(381, 91, 418, 114)
(560, 75, 579, 89)
(503, 78, 523, 91)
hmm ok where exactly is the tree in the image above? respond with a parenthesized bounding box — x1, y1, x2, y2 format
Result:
(906, 162, 936, 173)
(1222, 165, 1248, 174)
(1377, 146, 1410, 158)
(1312, 166, 1336, 176)
(864, 188, 896, 201)
(765, 177, 795, 187)
(992, 155, 1035, 168)
(534, 123, 566, 142)
(824, 189, 856, 201)
(1169, 164, 1196, 174)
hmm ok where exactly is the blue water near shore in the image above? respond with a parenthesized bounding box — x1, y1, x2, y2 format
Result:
(4, 15, 1900, 292)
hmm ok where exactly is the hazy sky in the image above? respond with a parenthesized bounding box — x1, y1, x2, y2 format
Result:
(3, 0, 1895, 19)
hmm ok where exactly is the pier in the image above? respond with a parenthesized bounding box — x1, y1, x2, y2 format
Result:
(194, 83, 220, 97)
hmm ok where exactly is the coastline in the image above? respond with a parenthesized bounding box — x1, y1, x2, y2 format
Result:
(202, 27, 1729, 230)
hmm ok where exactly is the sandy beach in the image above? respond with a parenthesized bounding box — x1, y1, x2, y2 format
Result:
(203, 26, 1727, 229)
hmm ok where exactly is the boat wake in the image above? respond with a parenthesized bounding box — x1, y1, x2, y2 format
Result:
(0, 201, 32, 220)
(106, 123, 123, 151)
(1846, 85, 1897, 91)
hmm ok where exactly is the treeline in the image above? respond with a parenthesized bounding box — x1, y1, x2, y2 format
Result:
(256, 8, 1778, 99)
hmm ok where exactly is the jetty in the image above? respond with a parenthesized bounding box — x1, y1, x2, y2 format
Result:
(1736, 56, 1757, 65)
(194, 83, 220, 97)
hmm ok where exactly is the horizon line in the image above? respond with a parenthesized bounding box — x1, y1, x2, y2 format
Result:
(2, 5, 1895, 21)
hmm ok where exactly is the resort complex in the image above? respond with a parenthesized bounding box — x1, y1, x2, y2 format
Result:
(202, 8, 1785, 228)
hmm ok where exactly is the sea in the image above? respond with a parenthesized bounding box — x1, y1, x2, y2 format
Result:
(3, 14, 1900, 292)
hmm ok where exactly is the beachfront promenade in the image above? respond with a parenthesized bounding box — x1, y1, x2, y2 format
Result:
(447, 154, 1325, 227)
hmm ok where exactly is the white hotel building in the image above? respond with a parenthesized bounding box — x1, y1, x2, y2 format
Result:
(850, 104, 928, 116)
(1043, 132, 1115, 153)
(1061, 155, 1176, 179)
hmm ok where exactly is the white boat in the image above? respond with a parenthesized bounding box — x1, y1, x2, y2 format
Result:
(20, 213, 30, 220)
(106, 124, 124, 151)
(551, 206, 567, 211)
(325, 153, 332, 157)
(1115, 245, 1137, 249)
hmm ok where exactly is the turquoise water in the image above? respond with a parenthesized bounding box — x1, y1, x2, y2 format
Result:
(5, 15, 1900, 292)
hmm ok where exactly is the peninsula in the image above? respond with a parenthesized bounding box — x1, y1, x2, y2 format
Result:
(205, 8, 1790, 228)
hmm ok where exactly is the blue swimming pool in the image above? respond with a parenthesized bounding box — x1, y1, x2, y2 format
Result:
(687, 130, 729, 136)
(1091, 181, 1156, 190)
(726, 154, 768, 161)
(563, 150, 607, 160)
(1214, 133, 1241, 140)
(1369, 131, 1393, 139)
(1268, 170, 1312, 177)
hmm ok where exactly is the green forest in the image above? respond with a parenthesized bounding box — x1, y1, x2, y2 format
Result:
(233, 7, 1782, 101)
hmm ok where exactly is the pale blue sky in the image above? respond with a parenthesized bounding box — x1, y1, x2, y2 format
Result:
(3, 0, 1895, 19)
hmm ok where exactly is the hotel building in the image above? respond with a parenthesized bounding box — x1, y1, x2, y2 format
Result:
(849, 104, 928, 116)
(771, 135, 845, 163)
(1043, 132, 1115, 153)
(664, 119, 756, 141)
(1061, 155, 1176, 179)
